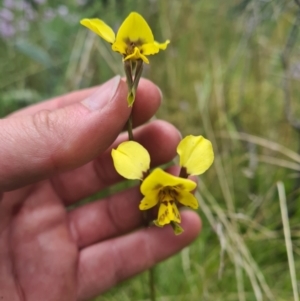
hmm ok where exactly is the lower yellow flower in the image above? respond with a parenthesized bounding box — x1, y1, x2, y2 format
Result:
(139, 168, 198, 226)
(111, 136, 213, 234)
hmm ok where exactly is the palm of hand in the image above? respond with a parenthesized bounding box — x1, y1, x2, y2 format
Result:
(1, 183, 78, 300)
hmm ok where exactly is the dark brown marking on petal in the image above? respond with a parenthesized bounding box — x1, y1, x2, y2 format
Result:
(123, 38, 144, 55)
(158, 186, 181, 204)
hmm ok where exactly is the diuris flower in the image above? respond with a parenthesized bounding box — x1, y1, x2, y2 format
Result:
(80, 12, 170, 64)
(111, 136, 214, 234)
(139, 168, 198, 227)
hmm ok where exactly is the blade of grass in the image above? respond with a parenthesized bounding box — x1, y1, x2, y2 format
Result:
(220, 131, 300, 164)
(277, 181, 299, 301)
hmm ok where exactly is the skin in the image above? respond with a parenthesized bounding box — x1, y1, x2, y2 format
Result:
(0, 77, 201, 301)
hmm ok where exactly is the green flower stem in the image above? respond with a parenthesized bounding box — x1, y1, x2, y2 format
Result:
(124, 60, 134, 140)
(125, 59, 154, 300)
(139, 170, 156, 301)
(124, 60, 133, 87)
(126, 113, 134, 141)
(149, 267, 156, 301)
(132, 59, 143, 96)
(124, 60, 134, 107)
(171, 221, 184, 235)
(124, 59, 144, 140)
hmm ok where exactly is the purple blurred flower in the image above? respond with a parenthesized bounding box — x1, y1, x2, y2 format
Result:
(3, 0, 14, 9)
(0, 20, 16, 37)
(0, 8, 14, 21)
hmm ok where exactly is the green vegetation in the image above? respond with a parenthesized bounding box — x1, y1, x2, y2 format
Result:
(1, 0, 300, 300)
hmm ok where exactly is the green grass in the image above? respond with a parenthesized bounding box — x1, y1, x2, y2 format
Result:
(1, 0, 300, 300)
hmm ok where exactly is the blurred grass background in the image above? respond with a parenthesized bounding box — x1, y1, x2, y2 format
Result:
(1, 0, 300, 300)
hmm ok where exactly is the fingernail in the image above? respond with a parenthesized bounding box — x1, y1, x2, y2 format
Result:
(157, 86, 163, 102)
(81, 75, 121, 111)
(177, 129, 182, 140)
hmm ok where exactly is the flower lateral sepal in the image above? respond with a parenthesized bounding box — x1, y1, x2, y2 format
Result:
(153, 220, 184, 235)
(171, 221, 184, 235)
(127, 92, 135, 107)
(124, 59, 143, 107)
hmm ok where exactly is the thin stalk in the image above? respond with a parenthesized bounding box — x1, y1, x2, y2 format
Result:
(123, 60, 144, 140)
(149, 267, 156, 301)
(132, 59, 143, 94)
(124, 60, 133, 87)
(124, 60, 134, 140)
(125, 59, 152, 299)
(127, 112, 134, 141)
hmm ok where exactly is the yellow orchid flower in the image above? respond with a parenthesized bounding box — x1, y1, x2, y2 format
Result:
(139, 168, 198, 228)
(111, 138, 212, 234)
(80, 12, 170, 64)
(177, 135, 214, 176)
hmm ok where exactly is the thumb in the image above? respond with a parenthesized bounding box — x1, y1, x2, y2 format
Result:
(0, 76, 130, 191)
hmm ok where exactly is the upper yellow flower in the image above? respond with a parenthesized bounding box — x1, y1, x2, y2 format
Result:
(80, 12, 170, 64)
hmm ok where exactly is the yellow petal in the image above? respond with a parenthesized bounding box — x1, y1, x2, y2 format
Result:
(115, 12, 154, 46)
(123, 47, 149, 64)
(141, 43, 160, 55)
(171, 202, 181, 223)
(111, 141, 150, 180)
(141, 168, 196, 196)
(153, 220, 163, 228)
(154, 40, 170, 50)
(156, 202, 181, 226)
(157, 202, 171, 226)
(177, 190, 199, 209)
(139, 194, 158, 210)
(177, 135, 214, 176)
(111, 40, 127, 54)
(80, 19, 115, 43)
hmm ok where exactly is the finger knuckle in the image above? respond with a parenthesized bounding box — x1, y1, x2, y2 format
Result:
(32, 109, 57, 138)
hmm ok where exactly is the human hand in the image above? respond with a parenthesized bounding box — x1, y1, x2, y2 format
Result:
(0, 76, 201, 301)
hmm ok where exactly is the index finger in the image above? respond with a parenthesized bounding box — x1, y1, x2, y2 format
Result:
(9, 78, 161, 127)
